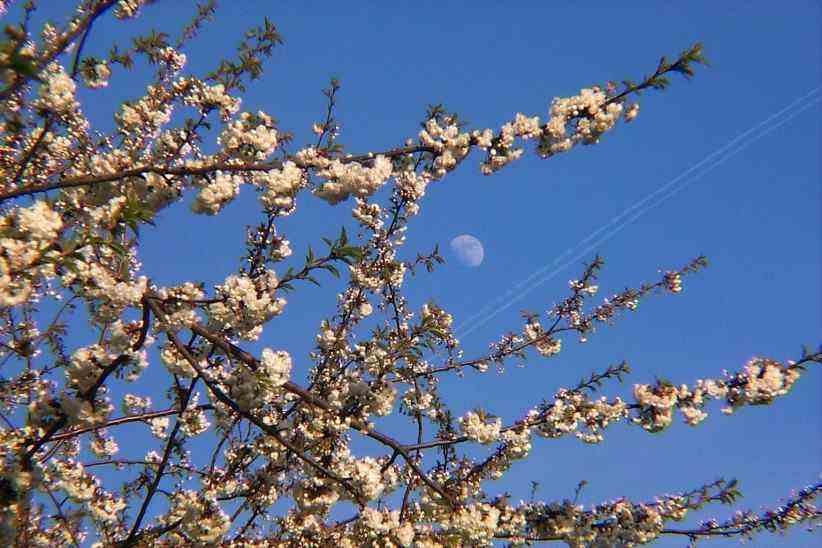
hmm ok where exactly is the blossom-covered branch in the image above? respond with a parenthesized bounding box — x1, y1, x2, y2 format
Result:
(0, 1, 817, 546)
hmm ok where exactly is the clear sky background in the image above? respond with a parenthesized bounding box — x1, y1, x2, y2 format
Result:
(10, 1, 822, 546)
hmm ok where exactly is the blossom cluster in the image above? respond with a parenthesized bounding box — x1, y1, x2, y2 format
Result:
(117, 84, 174, 140)
(358, 507, 415, 546)
(314, 155, 394, 205)
(418, 117, 472, 178)
(260, 348, 292, 388)
(529, 389, 628, 444)
(258, 160, 306, 211)
(61, 245, 148, 322)
(474, 86, 636, 175)
(218, 110, 279, 161)
(50, 459, 126, 524)
(37, 65, 78, 113)
(81, 61, 112, 89)
(459, 410, 502, 444)
(208, 270, 286, 339)
(523, 495, 675, 546)
(179, 79, 241, 120)
(632, 357, 803, 432)
(192, 170, 244, 214)
(523, 320, 562, 357)
(162, 490, 231, 543)
(115, 0, 150, 19)
(0, 200, 63, 306)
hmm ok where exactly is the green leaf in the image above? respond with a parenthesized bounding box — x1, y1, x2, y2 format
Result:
(340, 246, 362, 261)
(3, 53, 41, 81)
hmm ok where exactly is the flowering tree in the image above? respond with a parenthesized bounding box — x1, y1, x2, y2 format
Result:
(0, 1, 819, 546)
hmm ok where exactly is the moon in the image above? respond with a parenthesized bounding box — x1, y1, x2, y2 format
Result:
(450, 234, 484, 267)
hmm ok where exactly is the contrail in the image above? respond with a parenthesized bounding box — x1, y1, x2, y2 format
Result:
(455, 86, 822, 338)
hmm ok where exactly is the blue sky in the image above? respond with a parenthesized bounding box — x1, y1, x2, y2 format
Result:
(12, 1, 822, 545)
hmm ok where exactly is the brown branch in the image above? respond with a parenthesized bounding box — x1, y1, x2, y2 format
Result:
(0, 144, 434, 203)
(120, 377, 198, 547)
(45, 404, 213, 444)
(43, 481, 81, 548)
(407, 351, 820, 454)
(84, 459, 207, 476)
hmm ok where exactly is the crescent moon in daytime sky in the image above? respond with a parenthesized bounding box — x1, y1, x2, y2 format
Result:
(450, 234, 484, 267)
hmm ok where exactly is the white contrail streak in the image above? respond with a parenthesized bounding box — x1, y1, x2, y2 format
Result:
(455, 86, 822, 338)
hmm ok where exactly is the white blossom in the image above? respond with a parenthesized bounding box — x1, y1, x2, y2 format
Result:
(38, 65, 77, 113)
(459, 411, 502, 444)
(260, 348, 292, 387)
